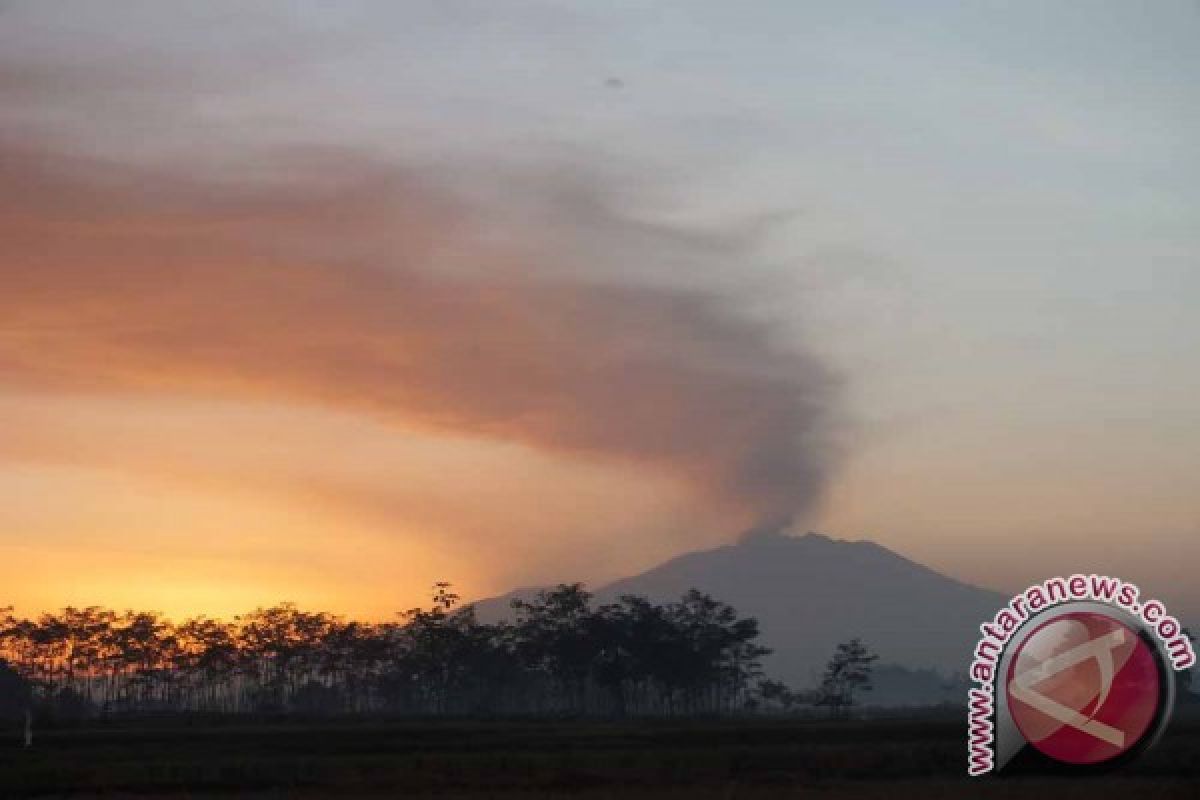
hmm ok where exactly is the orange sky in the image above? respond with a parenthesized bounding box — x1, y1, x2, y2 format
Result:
(3, 3, 1198, 624)
(0, 388, 722, 619)
(0, 136, 831, 619)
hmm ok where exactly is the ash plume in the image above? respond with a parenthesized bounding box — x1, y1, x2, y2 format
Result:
(0, 134, 840, 527)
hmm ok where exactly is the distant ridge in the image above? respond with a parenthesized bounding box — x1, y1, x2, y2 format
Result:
(470, 531, 1006, 689)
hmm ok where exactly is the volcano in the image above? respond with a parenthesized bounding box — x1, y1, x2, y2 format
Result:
(470, 531, 1006, 690)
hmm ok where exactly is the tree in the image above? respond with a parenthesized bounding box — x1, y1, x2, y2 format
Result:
(0, 658, 31, 722)
(0, 585, 775, 719)
(511, 584, 597, 712)
(815, 638, 878, 718)
(753, 679, 797, 712)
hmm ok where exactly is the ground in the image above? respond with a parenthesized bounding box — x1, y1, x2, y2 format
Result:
(1, 715, 1198, 798)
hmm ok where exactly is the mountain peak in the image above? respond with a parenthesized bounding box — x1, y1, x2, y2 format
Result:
(737, 528, 834, 548)
(471, 530, 1006, 690)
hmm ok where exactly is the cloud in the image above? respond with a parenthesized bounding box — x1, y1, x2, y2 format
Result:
(0, 40, 841, 526)
(1, 138, 839, 525)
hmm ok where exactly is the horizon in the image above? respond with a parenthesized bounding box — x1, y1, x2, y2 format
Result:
(0, 529, 961, 622)
(3, 1, 1199, 624)
(7, 530, 1191, 633)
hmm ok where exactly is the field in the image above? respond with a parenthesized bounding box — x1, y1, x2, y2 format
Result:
(2, 714, 1199, 798)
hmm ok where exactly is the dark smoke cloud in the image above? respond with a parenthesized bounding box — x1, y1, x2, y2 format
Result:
(0, 52, 841, 527)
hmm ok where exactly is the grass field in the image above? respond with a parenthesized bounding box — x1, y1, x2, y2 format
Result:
(2, 715, 1199, 798)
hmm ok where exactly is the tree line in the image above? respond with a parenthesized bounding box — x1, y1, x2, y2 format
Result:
(0, 583, 789, 719)
(1, 583, 879, 721)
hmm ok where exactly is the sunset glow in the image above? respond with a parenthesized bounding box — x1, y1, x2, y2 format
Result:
(2, 1, 1199, 626)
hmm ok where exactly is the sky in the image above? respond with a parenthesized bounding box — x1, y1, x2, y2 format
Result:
(2, 1, 1198, 621)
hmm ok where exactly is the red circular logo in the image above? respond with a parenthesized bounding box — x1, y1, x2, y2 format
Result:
(1006, 611, 1162, 765)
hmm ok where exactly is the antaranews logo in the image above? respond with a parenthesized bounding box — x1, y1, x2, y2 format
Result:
(966, 574, 1195, 776)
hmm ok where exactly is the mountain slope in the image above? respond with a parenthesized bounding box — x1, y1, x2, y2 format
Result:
(471, 531, 1005, 689)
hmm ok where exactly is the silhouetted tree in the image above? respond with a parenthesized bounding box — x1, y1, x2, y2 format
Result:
(0, 658, 31, 722)
(0, 583, 773, 719)
(753, 679, 798, 712)
(512, 584, 599, 712)
(815, 638, 878, 718)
